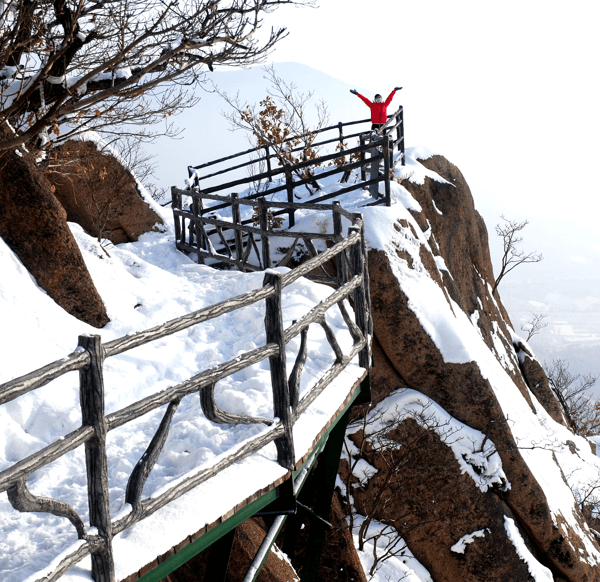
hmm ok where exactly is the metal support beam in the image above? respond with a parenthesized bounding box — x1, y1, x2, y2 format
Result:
(255, 477, 296, 517)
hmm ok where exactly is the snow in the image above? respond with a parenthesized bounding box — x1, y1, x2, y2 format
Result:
(450, 528, 489, 554)
(352, 516, 432, 582)
(358, 389, 509, 493)
(504, 516, 553, 581)
(371, 154, 600, 566)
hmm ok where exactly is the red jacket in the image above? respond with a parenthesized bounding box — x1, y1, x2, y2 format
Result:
(356, 90, 396, 124)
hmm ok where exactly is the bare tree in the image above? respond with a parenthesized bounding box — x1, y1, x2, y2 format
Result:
(0, 0, 314, 153)
(544, 359, 600, 436)
(493, 216, 543, 293)
(521, 313, 548, 342)
(576, 476, 600, 536)
(216, 64, 329, 192)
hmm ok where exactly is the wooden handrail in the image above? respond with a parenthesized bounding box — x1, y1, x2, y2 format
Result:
(187, 107, 404, 188)
(0, 202, 372, 582)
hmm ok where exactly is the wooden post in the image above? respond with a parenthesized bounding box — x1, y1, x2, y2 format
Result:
(284, 165, 295, 227)
(265, 146, 273, 182)
(368, 137, 379, 199)
(231, 193, 244, 271)
(263, 272, 295, 470)
(395, 108, 401, 153)
(187, 166, 198, 189)
(359, 223, 373, 337)
(337, 121, 344, 148)
(332, 201, 347, 286)
(383, 135, 391, 207)
(78, 335, 115, 582)
(399, 106, 405, 165)
(192, 196, 205, 264)
(348, 232, 370, 370)
(171, 187, 181, 248)
(258, 198, 271, 270)
(359, 134, 366, 182)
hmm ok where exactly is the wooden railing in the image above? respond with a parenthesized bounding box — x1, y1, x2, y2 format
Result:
(185, 106, 405, 212)
(0, 215, 372, 582)
(172, 108, 405, 274)
(187, 107, 404, 188)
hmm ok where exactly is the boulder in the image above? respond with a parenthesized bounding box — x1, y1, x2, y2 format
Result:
(348, 412, 537, 582)
(519, 351, 569, 426)
(0, 147, 109, 328)
(47, 139, 164, 245)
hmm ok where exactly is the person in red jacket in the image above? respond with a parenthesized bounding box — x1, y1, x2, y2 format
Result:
(350, 87, 402, 132)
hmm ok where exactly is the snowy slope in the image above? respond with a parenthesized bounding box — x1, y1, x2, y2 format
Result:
(0, 178, 368, 581)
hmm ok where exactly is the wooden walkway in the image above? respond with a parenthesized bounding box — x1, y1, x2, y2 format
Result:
(0, 108, 409, 582)
(0, 210, 372, 582)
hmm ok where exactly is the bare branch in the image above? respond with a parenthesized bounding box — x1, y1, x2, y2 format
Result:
(521, 313, 548, 342)
(543, 359, 600, 436)
(493, 216, 543, 293)
(0, 0, 314, 152)
(215, 63, 329, 193)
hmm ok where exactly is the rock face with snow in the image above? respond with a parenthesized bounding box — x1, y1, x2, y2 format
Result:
(355, 153, 600, 581)
(0, 145, 109, 328)
(49, 140, 164, 245)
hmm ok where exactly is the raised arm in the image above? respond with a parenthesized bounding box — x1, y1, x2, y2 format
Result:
(385, 86, 403, 105)
(355, 92, 373, 107)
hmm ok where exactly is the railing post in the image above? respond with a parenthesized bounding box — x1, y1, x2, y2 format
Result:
(78, 335, 115, 582)
(265, 146, 273, 182)
(359, 134, 366, 182)
(231, 193, 244, 271)
(337, 121, 344, 147)
(383, 135, 391, 207)
(284, 164, 295, 227)
(398, 106, 405, 166)
(192, 195, 205, 264)
(348, 232, 370, 370)
(187, 165, 199, 190)
(263, 272, 295, 470)
(360, 222, 373, 337)
(258, 197, 271, 270)
(171, 187, 182, 249)
(368, 136, 379, 199)
(332, 201, 348, 286)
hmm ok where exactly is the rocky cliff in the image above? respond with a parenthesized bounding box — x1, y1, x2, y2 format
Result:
(346, 152, 600, 581)
(3, 140, 597, 582)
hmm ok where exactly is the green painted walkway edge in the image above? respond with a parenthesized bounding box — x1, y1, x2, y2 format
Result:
(292, 375, 370, 486)
(134, 375, 370, 582)
(136, 487, 278, 582)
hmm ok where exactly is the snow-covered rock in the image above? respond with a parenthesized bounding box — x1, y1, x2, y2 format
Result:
(352, 152, 600, 582)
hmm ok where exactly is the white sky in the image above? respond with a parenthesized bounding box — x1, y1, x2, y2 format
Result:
(261, 0, 599, 227)
(256, 0, 600, 374)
